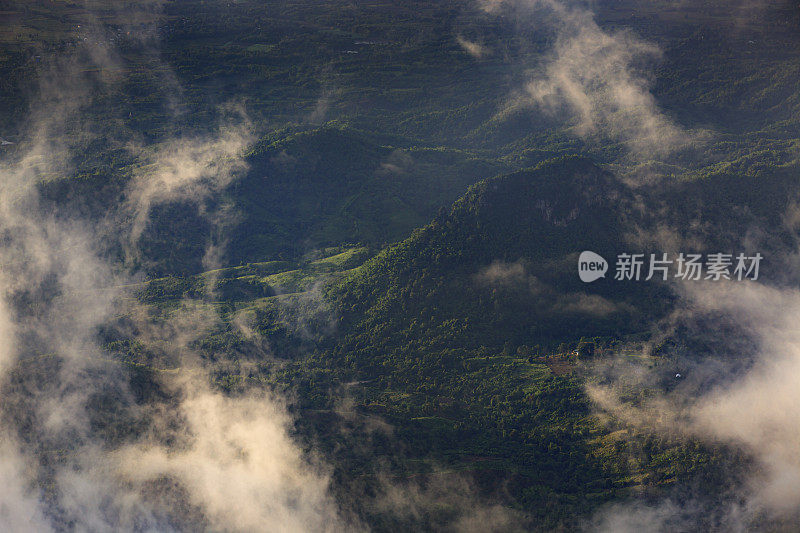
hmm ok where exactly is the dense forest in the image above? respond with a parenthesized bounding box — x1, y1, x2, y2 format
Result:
(1, 1, 800, 531)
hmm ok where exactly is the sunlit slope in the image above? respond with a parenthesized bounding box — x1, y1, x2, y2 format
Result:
(329, 156, 667, 354)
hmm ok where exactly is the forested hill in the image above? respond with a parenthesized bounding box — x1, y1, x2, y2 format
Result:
(227, 126, 507, 264)
(4, 1, 800, 531)
(289, 156, 745, 530)
(328, 156, 670, 366)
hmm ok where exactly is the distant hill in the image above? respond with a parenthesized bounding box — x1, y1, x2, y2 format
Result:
(227, 126, 507, 264)
(330, 156, 671, 357)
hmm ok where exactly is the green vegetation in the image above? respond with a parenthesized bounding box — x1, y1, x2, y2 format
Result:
(3, 0, 800, 529)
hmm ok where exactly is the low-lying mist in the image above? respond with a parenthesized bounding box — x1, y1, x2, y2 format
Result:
(586, 277, 800, 531)
(0, 3, 527, 531)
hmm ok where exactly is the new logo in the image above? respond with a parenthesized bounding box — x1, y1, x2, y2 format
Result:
(578, 251, 608, 282)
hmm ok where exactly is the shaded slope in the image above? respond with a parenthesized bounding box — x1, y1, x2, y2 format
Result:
(331, 155, 670, 358)
(226, 126, 507, 263)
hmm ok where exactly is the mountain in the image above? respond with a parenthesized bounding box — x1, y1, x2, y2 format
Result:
(228, 126, 507, 264)
(4, 1, 800, 531)
(330, 156, 666, 355)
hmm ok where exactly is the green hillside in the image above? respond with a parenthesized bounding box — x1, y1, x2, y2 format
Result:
(110, 157, 756, 529)
(2, 0, 800, 531)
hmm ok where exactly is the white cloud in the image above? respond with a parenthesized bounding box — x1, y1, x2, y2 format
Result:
(457, 35, 488, 59)
(483, 0, 701, 157)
